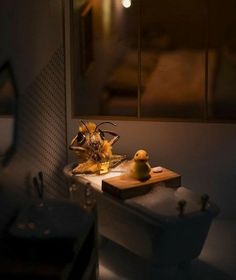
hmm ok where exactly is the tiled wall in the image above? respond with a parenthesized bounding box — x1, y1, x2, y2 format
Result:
(0, 0, 68, 199)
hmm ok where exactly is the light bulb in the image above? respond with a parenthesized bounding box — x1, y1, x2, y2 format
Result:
(122, 0, 131, 8)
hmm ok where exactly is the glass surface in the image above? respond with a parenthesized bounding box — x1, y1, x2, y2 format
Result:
(208, 0, 236, 120)
(72, 0, 139, 117)
(71, 0, 236, 121)
(0, 63, 16, 115)
(0, 62, 17, 164)
(140, 0, 206, 119)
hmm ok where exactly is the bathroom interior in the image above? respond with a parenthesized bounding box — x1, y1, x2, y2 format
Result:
(0, 0, 236, 279)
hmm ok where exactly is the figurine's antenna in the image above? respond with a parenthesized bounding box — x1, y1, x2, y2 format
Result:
(95, 121, 116, 131)
(81, 120, 90, 133)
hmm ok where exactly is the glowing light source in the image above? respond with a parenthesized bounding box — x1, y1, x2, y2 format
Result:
(122, 0, 131, 8)
(102, 0, 111, 37)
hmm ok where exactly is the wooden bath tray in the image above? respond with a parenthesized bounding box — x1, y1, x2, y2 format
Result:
(102, 168, 181, 199)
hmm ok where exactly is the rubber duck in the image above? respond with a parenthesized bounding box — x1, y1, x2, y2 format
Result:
(129, 149, 151, 181)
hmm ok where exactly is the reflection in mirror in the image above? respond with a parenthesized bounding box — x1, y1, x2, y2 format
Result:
(71, 0, 236, 121)
(0, 62, 17, 166)
(208, 0, 236, 120)
(140, 0, 206, 119)
(72, 0, 139, 117)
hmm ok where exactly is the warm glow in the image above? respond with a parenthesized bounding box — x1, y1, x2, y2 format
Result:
(122, 0, 131, 8)
(102, 0, 112, 37)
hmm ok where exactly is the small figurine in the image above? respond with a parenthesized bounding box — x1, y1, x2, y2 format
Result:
(129, 149, 151, 181)
(69, 121, 122, 174)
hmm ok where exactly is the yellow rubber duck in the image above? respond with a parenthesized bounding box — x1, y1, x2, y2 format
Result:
(129, 149, 151, 181)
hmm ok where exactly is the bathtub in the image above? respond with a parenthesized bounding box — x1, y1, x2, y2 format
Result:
(64, 163, 219, 268)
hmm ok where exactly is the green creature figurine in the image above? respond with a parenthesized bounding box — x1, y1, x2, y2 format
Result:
(129, 149, 151, 181)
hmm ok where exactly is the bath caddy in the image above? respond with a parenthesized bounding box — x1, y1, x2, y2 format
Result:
(102, 168, 181, 199)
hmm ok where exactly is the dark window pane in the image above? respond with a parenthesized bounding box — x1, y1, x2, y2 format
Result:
(140, 0, 207, 119)
(72, 0, 139, 117)
(208, 0, 236, 120)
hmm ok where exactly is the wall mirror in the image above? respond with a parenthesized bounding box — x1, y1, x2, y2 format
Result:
(70, 0, 236, 121)
(0, 62, 17, 166)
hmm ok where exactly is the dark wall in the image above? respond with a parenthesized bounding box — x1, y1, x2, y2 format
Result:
(0, 0, 68, 199)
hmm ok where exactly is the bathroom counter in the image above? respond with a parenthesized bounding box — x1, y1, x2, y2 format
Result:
(64, 163, 219, 266)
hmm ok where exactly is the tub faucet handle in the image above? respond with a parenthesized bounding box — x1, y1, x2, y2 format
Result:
(84, 182, 96, 211)
(201, 194, 209, 211)
(177, 199, 187, 216)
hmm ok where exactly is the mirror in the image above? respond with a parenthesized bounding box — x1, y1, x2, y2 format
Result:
(0, 62, 17, 166)
(207, 0, 236, 120)
(140, 0, 206, 119)
(71, 0, 139, 117)
(71, 0, 236, 121)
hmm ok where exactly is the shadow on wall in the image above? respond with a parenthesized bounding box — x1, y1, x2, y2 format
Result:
(0, 0, 68, 199)
(0, 47, 68, 199)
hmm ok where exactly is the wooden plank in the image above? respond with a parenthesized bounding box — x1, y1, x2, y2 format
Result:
(102, 168, 181, 199)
